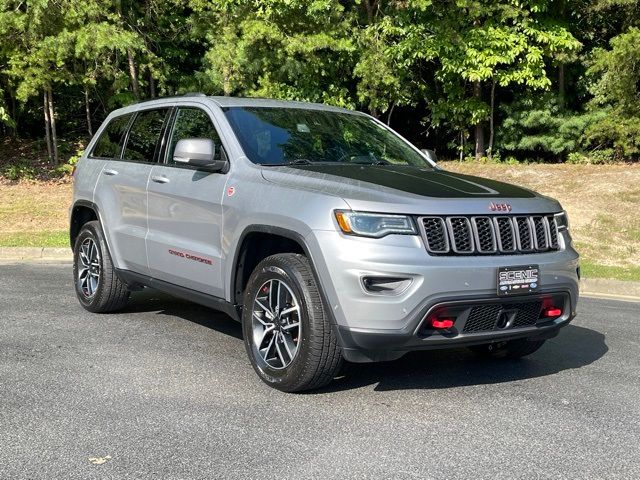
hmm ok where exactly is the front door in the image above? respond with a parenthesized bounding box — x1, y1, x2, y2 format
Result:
(146, 106, 228, 298)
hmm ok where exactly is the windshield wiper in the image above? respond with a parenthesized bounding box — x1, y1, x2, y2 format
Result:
(285, 159, 314, 166)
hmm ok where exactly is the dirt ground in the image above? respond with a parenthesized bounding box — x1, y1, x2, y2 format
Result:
(1, 163, 638, 270)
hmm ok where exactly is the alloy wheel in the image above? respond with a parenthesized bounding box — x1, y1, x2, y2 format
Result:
(251, 279, 302, 369)
(77, 237, 101, 298)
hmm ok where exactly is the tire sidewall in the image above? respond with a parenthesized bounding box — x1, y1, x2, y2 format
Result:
(242, 258, 319, 391)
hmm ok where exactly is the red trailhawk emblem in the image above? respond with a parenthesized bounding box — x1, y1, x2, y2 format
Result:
(489, 202, 512, 212)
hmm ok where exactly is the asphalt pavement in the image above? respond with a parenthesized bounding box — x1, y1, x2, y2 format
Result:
(1, 263, 639, 479)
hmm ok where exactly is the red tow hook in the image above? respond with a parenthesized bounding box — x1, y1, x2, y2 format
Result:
(543, 307, 562, 318)
(430, 318, 455, 329)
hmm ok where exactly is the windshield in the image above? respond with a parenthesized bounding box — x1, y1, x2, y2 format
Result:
(224, 107, 433, 168)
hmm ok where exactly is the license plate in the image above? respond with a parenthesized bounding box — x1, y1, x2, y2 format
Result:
(497, 265, 540, 296)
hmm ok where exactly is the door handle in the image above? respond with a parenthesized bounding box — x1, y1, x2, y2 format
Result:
(103, 169, 118, 176)
(151, 175, 170, 184)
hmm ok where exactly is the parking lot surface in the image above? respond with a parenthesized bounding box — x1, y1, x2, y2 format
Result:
(1, 263, 638, 479)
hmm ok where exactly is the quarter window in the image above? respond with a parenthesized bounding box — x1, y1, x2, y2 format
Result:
(167, 108, 224, 165)
(123, 109, 170, 162)
(91, 114, 132, 159)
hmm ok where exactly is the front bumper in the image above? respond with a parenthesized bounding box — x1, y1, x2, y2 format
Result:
(306, 229, 580, 362)
(336, 291, 575, 362)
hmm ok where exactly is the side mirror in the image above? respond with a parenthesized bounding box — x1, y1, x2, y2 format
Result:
(173, 138, 227, 172)
(421, 148, 437, 163)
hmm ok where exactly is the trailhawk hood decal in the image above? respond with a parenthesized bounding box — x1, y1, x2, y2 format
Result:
(263, 165, 536, 199)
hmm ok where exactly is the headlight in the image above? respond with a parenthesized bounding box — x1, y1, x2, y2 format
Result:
(554, 211, 570, 230)
(334, 210, 417, 238)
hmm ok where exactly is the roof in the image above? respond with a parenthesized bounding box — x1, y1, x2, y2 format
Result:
(111, 94, 357, 116)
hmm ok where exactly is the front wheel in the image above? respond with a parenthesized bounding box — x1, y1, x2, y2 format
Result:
(469, 338, 546, 359)
(242, 253, 342, 392)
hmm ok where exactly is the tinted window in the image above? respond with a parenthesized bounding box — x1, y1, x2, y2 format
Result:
(224, 107, 431, 167)
(167, 108, 223, 164)
(123, 109, 169, 162)
(91, 114, 132, 159)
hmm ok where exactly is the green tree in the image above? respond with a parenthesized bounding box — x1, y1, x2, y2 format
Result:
(583, 27, 640, 157)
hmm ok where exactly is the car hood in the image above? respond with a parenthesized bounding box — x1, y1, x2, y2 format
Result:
(261, 164, 561, 215)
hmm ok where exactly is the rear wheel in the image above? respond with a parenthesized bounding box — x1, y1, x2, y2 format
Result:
(73, 221, 130, 313)
(469, 338, 546, 359)
(242, 253, 342, 392)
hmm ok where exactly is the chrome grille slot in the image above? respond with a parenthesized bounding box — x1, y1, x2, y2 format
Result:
(418, 214, 562, 256)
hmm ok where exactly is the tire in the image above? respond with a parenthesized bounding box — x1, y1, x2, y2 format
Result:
(242, 253, 342, 392)
(73, 220, 130, 313)
(469, 338, 546, 359)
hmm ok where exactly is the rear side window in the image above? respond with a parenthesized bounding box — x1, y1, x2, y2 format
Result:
(91, 114, 132, 159)
(123, 109, 170, 162)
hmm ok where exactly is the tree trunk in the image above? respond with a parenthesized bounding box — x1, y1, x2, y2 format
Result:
(127, 48, 140, 99)
(488, 78, 496, 160)
(386, 102, 396, 126)
(558, 63, 565, 110)
(43, 90, 53, 163)
(149, 70, 156, 98)
(84, 85, 93, 137)
(473, 81, 485, 161)
(46, 86, 59, 164)
(363, 0, 378, 23)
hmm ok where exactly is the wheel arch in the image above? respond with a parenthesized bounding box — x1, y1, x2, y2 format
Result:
(69, 200, 100, 249)
(230, 225, 328, 312)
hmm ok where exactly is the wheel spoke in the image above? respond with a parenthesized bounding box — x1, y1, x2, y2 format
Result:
(276, 281, 282, 313)
(268, 279, 276, 312)
(281, 321, 300, 331)
(274, 334, 287, 365)
(255, 300, 274, 320)
(280, 333, 294, 360)
(280, 305, 300, 317)
(261, 333, 276, 361)
(253, 311, 272, 327)
(256, 325, 275, 348)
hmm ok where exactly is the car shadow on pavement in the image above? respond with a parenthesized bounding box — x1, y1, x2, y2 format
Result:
(322, 324, 608, 393)
(121, 291, 607, 394)
(123, 290, 243, 340)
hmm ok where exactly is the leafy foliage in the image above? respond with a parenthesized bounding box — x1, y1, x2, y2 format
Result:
(0, 0, 639, 173)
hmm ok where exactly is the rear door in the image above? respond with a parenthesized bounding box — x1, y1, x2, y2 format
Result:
(146, 106, 228, 297)
(94, 108, 170, 274)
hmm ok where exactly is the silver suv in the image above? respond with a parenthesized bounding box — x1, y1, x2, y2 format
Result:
(70, 94, 580, 392)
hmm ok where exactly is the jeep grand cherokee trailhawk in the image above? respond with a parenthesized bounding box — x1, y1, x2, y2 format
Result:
(70, 94, 580, 392)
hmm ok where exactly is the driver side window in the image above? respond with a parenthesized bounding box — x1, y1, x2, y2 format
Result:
(167, 108, 224, 165)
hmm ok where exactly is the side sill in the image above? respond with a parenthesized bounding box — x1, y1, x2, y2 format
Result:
(115, 268, 241, 322)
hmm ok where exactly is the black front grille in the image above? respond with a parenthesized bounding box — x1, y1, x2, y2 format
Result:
(463, 300, 542, 333)
(448, 217, 473, 252)
(422, 217, 448, 253)
(419, 215, 560, 256)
